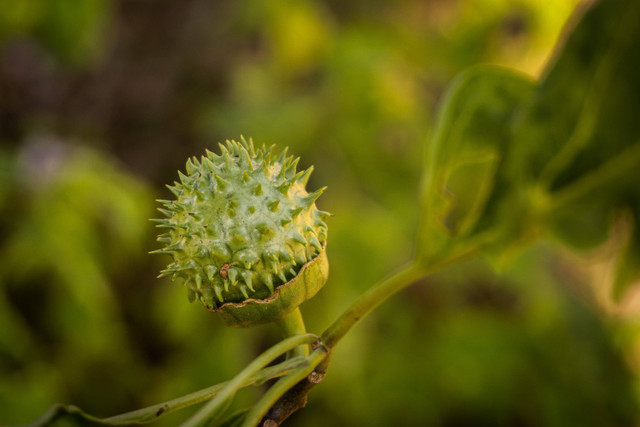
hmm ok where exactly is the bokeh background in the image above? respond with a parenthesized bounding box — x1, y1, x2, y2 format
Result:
(1, 0, 639, 425)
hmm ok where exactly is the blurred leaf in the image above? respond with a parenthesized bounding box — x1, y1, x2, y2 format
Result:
(546, 188, 614, 251)
(510, 0, 640, 190)
(505, 0, 640, 296)
(417, 65, 535, 263)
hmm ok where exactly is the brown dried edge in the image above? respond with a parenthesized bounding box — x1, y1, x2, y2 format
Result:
(207, 241, 327, 313)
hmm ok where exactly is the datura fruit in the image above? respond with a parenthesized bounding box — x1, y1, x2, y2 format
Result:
(152, 137, 329, 327)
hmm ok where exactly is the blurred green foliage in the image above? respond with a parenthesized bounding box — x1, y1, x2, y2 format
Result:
(419, 0, 640, 297)
(2, 0, 639, 426)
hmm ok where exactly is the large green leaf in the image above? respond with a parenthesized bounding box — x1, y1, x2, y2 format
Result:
(510, 0, 640, 190)
(506, 0, 640, 296)
(418, 0, 640, 298)
(417, 65, 535, 263)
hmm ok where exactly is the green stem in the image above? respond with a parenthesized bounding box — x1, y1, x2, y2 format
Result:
(320, 264, 426, 349)
(180, 334, 317, 427)
(320, 251, 471, 350)
(101, 356, 307, 425)
(274, 308, 308, 358)
(240, 348, 327, 427)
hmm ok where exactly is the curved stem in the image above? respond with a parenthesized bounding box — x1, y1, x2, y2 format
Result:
(321, 264, 426, 349)
(320, 252, 469, 350)
(274, 308, 308, 358)
(240, 348, 327, 427)
(180, 334, 317, 427)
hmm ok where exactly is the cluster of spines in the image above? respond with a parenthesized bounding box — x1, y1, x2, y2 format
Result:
(151, 137, 330, 308)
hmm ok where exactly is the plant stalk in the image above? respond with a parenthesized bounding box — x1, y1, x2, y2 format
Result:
(274, 308, 309, 358)
(240, 348, 327, 427)
(320, 263, 425, 349)
(321, 251, 470, 350)
(100, 356, 307, 425)
(180, 334, 317, 427)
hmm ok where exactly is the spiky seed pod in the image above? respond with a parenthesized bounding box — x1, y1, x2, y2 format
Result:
(152, 137, 330, 327)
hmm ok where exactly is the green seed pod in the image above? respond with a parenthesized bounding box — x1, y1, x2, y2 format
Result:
(152, 137, 330, 327)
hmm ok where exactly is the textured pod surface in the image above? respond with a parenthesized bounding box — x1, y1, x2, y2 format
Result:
(213, 243, 328, 327)
(152, 137, 330, 318)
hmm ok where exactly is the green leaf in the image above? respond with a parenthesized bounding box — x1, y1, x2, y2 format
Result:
(505, 0, 640, 297)
(546, 190, 615, 251)
(417, 65, 535, 263)
(510, 0, 640, 192)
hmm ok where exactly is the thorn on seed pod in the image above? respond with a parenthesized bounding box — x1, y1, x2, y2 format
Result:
(290, 207, 304, 218)
(269, 200, 280, 212)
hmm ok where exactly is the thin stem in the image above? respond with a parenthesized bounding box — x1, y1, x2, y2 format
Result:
(320, 264, 426, 349)
(101, 356, 307, 425)
(274, 308, 308, 358)
(320, 251, 471, 350)
(180, 334, 317, 427)
(240, 348, 327, 427)
(106, 247, 474, 425)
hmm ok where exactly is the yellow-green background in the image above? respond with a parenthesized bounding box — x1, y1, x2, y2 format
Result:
(1, 0, 638, 425)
